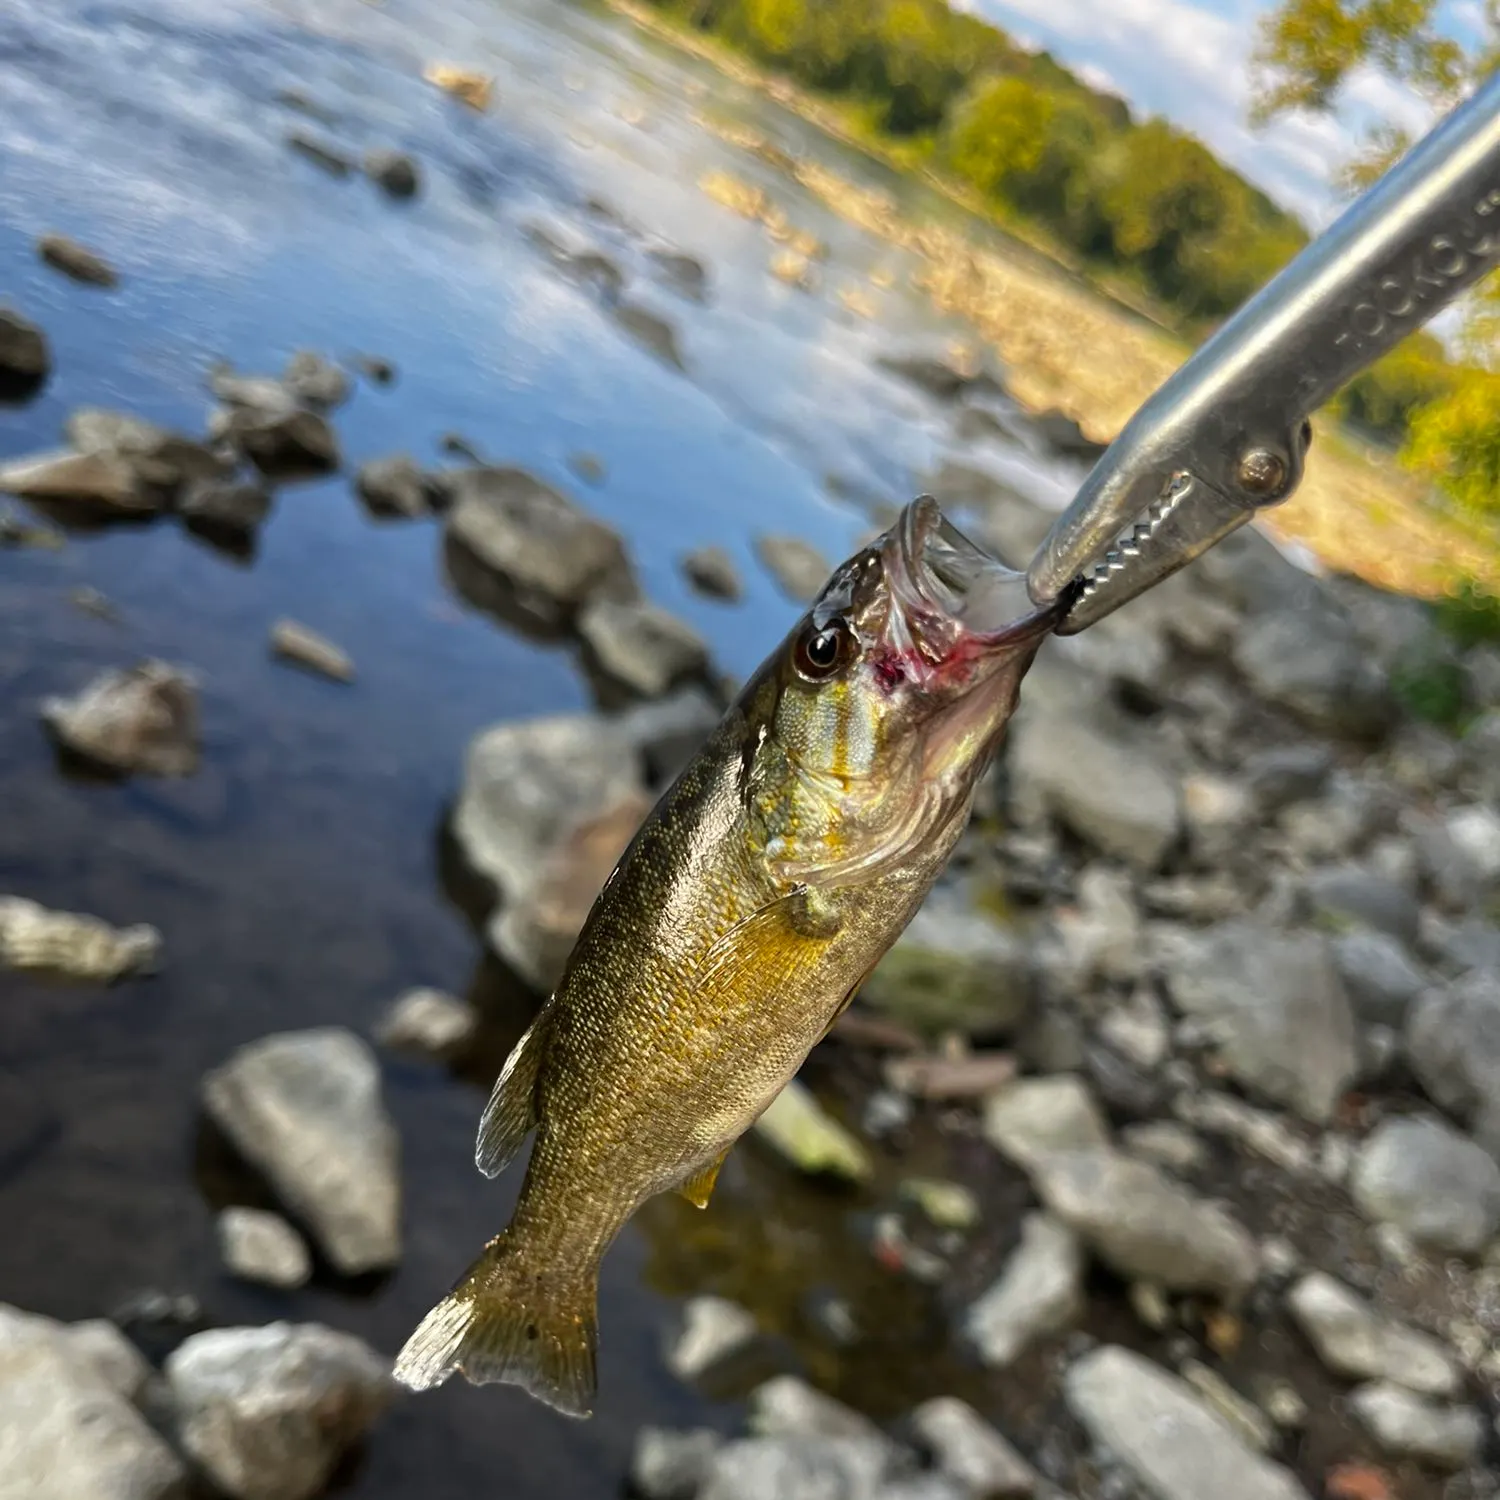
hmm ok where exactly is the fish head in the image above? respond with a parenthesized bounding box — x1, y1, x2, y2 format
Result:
(755, 496, 1064, 884)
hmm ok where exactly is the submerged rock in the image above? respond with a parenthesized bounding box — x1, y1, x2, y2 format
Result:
(444, 467, 637, 633)
(682, 544, 743, 601)
(282, 350, 350, 411)
(578, 597, 709, 700)
(165, 1322, 394, 1500)
(910, 1396, 1035, 1498)
(1349, 1114, 1500, 1255)
(270, 619, 356, 684)
(0, 447, 154, 514)
(0, 307, 50, 396)
(375, 988, 476, 1062)
(285, 131, 353, 176)
(648, 247, 709, 302)
(178, 477, 271, 539)
(1347, 1383, 1482, 1470)
(201, 1028, 400, 1275)
(42, 661, 200, 777)
(1157, 921, 1357, 1123)
(0, 1303, 186, 1500)
(963, 1211, 1084, 1368)
(0, 896, 160, 983)
(363, 148, 421, 198)
(38, 232, 119, 286)
(217, 1207, 313, 1290)
(1066, 1346, 1310, 1500)
(755, 534, 831, 604)
(612, 302, 686, 370)
(665, 1296, 758, 1381)
(1286, 1271, 1459, 1396)
(356, 454, 432, 518)
(861, 888, 1032, 1039)
(752, 1079, 872, 1183)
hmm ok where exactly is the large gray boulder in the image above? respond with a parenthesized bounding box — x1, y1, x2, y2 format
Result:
(165, 1323, 393, 1500)
(1158, 921, 1357, 1123)
(201, 1028, 400, 1275)
(0, 1303, 185, 1500)
(1066, 1346, 1310, 1500)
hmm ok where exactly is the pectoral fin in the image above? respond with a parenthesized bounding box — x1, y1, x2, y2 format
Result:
(689, 887, 841, 1003)
(677, 1149, 729, 1209)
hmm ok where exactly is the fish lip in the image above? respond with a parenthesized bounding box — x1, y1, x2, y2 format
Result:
(887, 495, 1065, 652)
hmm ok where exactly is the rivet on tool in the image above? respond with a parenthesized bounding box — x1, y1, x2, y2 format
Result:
(1235, 447, 1288, 499)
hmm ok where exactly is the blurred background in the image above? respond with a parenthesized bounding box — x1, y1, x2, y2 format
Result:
(1, 1, 1498, 1498)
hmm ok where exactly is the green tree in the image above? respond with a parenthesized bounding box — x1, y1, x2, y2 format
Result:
(945, 74, 1057, 197)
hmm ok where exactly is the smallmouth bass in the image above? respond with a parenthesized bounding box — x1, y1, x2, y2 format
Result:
(394, 496, 1065, 1415)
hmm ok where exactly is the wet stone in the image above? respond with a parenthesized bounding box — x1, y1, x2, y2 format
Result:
(37, 231, 119, 286)
(201, 1027, 400, 1275)
(0, 896, 160, 983)
(1066, 1346, 1311, 1500)
(632, 1427, 725, 1500)
(909, 1396, 1035, 1497)
(217, 1206, 313, 1290)
(178, 477, 271, 538)
(165, 1322, 394, 1500)
(1349, 1114, 1500, 1255)
(579, 597, 709, 700)
(1346, 1383, 1483, 1470)
(963, 1211, 1084, 1369)
(271, 619, 355, 683)
(282, 350, 350, 411)
(665, 1296, 758, 1381)
(42, 661, 200, 777)
(0, 307, 50, 396)
(0, 447, 154, 514)
(612, 301, 685, 369)
(363, 148, 421, 198)
(285, 130, 353, 175)
(225, 406, 340, 477)
(980, 1075, 1109, 1173)
(755, 534, 831, 603)
(682, 544, 743, 601)
(753, 1078, 872, 1183)
(374, 988, 476, 1062)
(1287, 1271, 1459, 1396)
(648, 247, 710, 302)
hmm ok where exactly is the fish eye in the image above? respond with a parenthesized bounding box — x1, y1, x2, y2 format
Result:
(793, 618, 852, 681)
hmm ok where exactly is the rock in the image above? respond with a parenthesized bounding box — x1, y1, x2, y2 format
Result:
(42, 661, 199, 777)
(883, 1051, 1017, 1101)
(1173, 1091, 1318, 1178)
(363, 148, 421, 197)
(178, 477, 271, 538)
(878, 351, 984, 401)
(201, 1028, 400, 1275)
(208, 367, 294, 414)
(682, 545, 743, 601)
(375, 988, 476, 1062)
(632, 1427, 725, 1500)
(980, 1075, 1109, 1172)
(0, 895, 159, 983)
(1404, 972, 1500, 1156)
(898, 1179, 979, 1231)
(355, 354, 396, 385)
(223, 407, 340, 476)
(910, 1397, 1034, 1497)
(753, 1079, 872, 1183)
(861, 889, 1031, 1039)
(1066, 1346, 1311, 1500)
(165, 1322, 394, 1500)
(1098, 988, 1169, 1070)
(648, 248, 709, 302)
(1158, 922, 1356, 1123)
(1349, 1114, 1500, 1254)
(0, 307, 50, 396)
(285, 131, 352, 175)
(1008, 698, 1180, 869)
(444, 467, 637, 633)
(665, 1296, 757, 1380)
(749, 1375, 889, 1448)
(579, 598, 709, 700)
(1120, 1120, 1207, 1174)
(1035, 1148, 1259, 1299)
(1232, 609, 1393, 740)
(1178, 1361, 1275, 1453)
(423, 63, 493, 110)
(66, 408, 228, 492)
(755, 534, 831, 604)
(1302, 864, 1419, 944)
(1055, 867, 1142, 985)
(0, 447, 153, 513)
(55, 1319, 153, 1405)
(962, 1212, 1084, 1368)
(1286, 1271, 1459, 1396)
(1333, 931, 1427, 1027)
(282, 351, 350, 411)
(270, 619, 355, 683)
(1242, 744, 1334, 813)
(1346, 1383, 1482, 1470)
(617, 686, 722, 785)
(1183, 774, 1255, 863)
(699, 1435, 887, 1500)
(217, 1207, 313, 1290)
(354, 454, 431, 519)
(612, 302, 685, 369)
(0, 1304, 186, 1500)
(38, 232, 119, 286)
(1032, 409, 1105, 459)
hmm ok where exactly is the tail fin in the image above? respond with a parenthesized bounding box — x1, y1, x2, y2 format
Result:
(392, 1230, 599, 1418)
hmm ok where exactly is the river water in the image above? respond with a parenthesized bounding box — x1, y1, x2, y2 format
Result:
(0, 0, 1110, 1494)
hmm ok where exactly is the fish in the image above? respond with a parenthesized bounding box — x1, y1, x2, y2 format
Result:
(393, 495, 1066, 1416)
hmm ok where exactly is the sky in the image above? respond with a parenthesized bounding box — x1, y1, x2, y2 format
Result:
(968, 0, 1483, 228)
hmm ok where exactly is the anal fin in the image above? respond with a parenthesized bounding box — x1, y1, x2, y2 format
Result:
(475, 1007, 551, 1179)
(677, 1149, 729, 1210)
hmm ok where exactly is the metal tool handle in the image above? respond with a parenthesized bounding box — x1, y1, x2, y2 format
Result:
(1029, 69, 1500, 618)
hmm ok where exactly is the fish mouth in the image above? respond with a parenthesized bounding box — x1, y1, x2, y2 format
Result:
(888, 495, 1064, 650)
